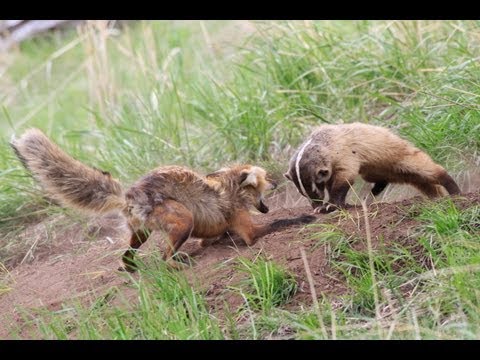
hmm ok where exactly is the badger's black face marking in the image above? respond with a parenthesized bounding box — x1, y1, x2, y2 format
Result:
(286, 164, 325, 209)
(285, 142, 331, 209)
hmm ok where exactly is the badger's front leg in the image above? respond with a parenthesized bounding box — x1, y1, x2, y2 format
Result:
(315, 171, 355, 214)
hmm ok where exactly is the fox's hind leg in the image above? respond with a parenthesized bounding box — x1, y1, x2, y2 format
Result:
(121, 227, 151, 272)
(146, 199, 194, 269)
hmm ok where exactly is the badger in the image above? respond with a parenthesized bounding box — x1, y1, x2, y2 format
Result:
(284, 122, 461, 213)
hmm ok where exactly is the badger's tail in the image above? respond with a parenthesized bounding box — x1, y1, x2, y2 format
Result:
(10, 128, 126, 214)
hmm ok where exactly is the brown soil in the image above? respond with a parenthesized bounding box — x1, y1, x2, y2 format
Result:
(0, 189, 479, 339)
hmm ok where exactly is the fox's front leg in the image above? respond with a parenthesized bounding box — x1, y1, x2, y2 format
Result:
(228, 210, 261, 246)
(121, 227, 151, 272)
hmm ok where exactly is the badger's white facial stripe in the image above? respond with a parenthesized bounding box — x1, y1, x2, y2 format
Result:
(295, 138, 313, 199)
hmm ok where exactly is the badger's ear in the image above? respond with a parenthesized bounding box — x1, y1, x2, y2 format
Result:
(239, 169, 258, 188)
(283, 172, 292, 181)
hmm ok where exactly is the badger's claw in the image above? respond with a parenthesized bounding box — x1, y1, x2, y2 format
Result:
(314, 204, 338, 214)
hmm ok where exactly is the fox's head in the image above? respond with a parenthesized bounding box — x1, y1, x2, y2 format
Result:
(207, 165, 277, 213)
(284, 142, 332, 210)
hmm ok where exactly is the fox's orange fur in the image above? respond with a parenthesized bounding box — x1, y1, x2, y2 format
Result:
(284, 122, 461, 213)
(11, 128, 315, 271)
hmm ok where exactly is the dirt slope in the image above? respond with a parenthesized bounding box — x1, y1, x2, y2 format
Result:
(0, 190, 479, 338)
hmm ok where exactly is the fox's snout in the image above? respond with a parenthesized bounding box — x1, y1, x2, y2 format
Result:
(258, 199, 269, 213)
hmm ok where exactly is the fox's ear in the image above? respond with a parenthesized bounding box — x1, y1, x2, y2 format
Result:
(283, 172, 292, 181)
(239, 170, 258, 188)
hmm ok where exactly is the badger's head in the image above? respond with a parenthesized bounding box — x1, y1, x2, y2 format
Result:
(207, 165, 277, 213)
(284, 143, 332, 210)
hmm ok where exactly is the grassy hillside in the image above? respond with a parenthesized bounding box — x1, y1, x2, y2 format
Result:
(0, 20, 479, 339)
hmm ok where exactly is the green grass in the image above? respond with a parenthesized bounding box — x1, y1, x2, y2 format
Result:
(10, 256, 225, 340)
(231, 256, 298, 314)
(1, 20, 480, 339)
(287, 199, 480, 339)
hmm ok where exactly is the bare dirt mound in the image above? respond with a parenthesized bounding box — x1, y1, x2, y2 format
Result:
(0, 191, 478, 338)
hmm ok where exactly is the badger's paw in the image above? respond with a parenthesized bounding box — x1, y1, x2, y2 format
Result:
(314, 204, 338, 214)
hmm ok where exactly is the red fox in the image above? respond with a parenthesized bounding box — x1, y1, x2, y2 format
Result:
(11, 128, 315, 271)
(284, 122, 461, 213)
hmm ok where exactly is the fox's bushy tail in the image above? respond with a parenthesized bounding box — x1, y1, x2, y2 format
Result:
(11, 128, 126, 214)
